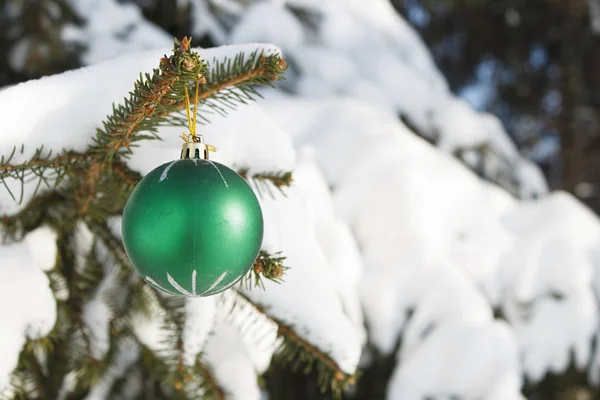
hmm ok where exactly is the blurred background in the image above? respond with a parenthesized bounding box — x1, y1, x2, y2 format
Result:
(1, 0, 599, 399)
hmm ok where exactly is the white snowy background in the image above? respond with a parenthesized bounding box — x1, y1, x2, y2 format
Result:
(1, 0, 599, 399)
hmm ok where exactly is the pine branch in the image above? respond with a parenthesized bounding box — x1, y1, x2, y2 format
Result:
(112, 160, 142, 188)
(0, 147, 88, 202)
(187, 50, 287, 119)
(90, 37, 286, 160)
(2, 38, 291, 400)
(137, 292, 224, 400)
(85, 219, 134, 278)
(193, 358, 226, 400)
(85, 220, 154, 339)
(232, 292, 358, 398)
(1, 37, 287, 208)
(1, 191, 67, 241)
(74, 239, 105, 301)
(244, 250, 288, 290)
(44, 228, 113, 397)
(238, 168, 293, 198)
(9, 340, 49, 400)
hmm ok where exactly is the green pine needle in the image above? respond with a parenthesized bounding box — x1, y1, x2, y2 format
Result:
(244, 250, 289, 290)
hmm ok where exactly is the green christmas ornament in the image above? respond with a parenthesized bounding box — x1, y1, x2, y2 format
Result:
(122, 135, 264, 297)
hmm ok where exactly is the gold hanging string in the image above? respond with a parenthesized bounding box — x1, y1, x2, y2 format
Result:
(179, 79, 217, 153)
(193, 80, 199, 136)
(182, 80, 201, 141)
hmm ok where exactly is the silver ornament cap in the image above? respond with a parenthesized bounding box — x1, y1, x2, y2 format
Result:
(180, 134, 216, 160)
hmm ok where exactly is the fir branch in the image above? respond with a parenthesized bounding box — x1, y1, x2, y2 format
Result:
(187, 50, 287, 118)
(244, 250, 288, 290)
(0, 147, 89, 202)
(91, 37, 286, 160)
(1, 191, 66, 241)
(137, 293, 224, 400)
(1, 37, 287, 212)
(277, 324, 358, 397)
(233, 292, 357, 398)
(112, 160, 142, 188)
(238, 168, 293, 198)
(193, 358, 226, 400)
(1, 38, 290, 400)
(52, 229, 111, 394)
(9, 340, 49, 400)
(85, 220, 154, 336)
(85, 219, 133, 277)
(73, 239, 105, 301)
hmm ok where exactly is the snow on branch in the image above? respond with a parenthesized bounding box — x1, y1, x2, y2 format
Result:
(233, 292, 357, 397)
(0, 38, 287, 215)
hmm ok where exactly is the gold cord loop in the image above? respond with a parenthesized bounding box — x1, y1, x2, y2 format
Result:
(180, 79, 216, 159)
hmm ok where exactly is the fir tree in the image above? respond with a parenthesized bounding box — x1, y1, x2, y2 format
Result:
(0, 37, 357, 400)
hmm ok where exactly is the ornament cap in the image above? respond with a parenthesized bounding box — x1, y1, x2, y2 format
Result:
(180, 134, 216, 160)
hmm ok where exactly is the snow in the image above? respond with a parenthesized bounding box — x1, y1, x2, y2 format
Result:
(0, 43, 281, 216)
(130, 286, 171, 355)
(259, 96, 552, 397)
(0, 229, 57, 395)
(81, 239, 118, 361)
(183, 296, 217, 366)
(83, 338, 140, 400)
(67, 0, 173, 65)
(2, 2, 600, 399)
(515, 159, 550, 199)
(229, 3, 305, 48)
(217, 291, 279, 374)
(25, 225, 57, 271)
(202, 321, 262, 400)
(388, 321, 523, 400)
(291, 150, 365, 335)
(241, 175, 363, 373)
(190, 0, 228, 44)
(435, 98, 490, 152)
(498, 192, 600, 381)
(262, 96, 515, 364)
(127, 101, 295, 177)
(219, 0, 545, 195)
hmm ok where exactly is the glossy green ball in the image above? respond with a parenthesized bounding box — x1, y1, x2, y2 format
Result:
(122, 158, 263, 297)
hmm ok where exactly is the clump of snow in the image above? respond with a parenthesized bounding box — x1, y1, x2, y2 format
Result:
(202, 321, 262, 400)
(514, 158, 549, 199)
(0, 43, 281, 216)
(498, 192, 600, 381)
(66, 0, 173, 65)
(81, 239, 120, 361)
(127, 100, 295, 177)
(190, 0, 228, 44)
(83, 338, 140, 400)
(219, 0, 546, 196)
(435, 98, 490, 153)
(229, 3, 305, 48)
(261, 95, 524, 396)
(388, 321, 523, 400)
(183, 296, 217, 366)
(241, 177, 363, 373)
(217, 291, 279, 374)
(25, 225, 57, 271)
(292, 149, 365, 336)
(0, 236, 57, 394)
(81, 290, 113, 360)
